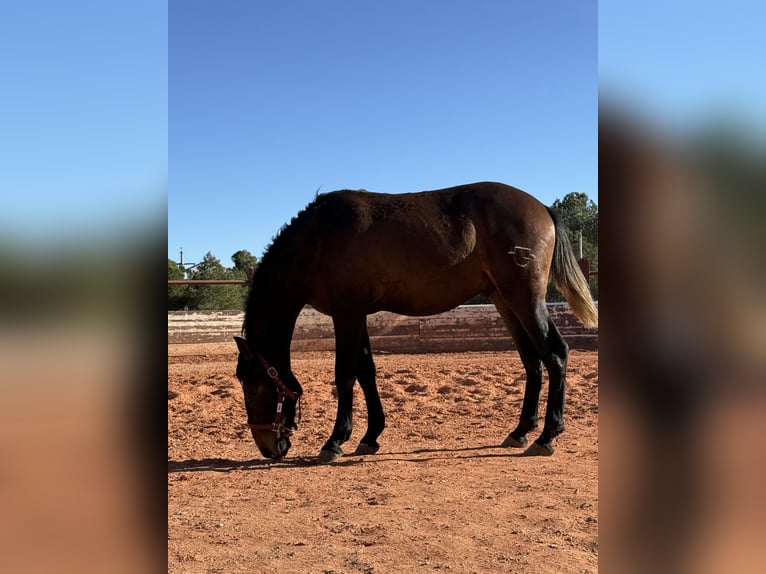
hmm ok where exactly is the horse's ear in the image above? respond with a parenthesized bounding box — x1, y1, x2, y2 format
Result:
(233, 336, 254, 361)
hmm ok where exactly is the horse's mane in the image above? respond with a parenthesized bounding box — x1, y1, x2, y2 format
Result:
(242, 193, 327, 338)
(253, 188, 371, 280)
(257, 192, 331, 276)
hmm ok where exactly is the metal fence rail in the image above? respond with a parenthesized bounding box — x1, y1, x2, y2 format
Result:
(168, 280, 247, 285)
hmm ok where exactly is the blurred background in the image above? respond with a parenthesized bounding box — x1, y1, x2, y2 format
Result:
(0, 1, 167, 572)
(599, 1, 765, 572)
(1, 1, 764, 573)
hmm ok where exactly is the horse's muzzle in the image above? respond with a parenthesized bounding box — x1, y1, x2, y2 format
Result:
(257, 436, 291, 459)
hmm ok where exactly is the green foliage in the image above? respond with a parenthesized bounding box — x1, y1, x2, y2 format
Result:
(231, 249, 258, 280)
(167, 259, 189, 310)
(550, 192, 598, 250)
(167, 251, 258, 311)
(182, 252, 246, 310)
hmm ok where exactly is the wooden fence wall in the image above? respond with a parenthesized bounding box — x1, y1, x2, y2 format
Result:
(168, 304, 597, 353)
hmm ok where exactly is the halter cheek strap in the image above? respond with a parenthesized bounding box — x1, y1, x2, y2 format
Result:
(246, 353, 302, 438)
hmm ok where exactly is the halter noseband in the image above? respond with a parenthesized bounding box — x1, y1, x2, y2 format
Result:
(246, 353, 302, 438)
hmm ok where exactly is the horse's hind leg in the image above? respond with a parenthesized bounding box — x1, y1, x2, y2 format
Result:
(495, 296, 569, 456)
(491, 295, 543, 448)
(521, 304, 569, 455)
(353, 324, 385, 455)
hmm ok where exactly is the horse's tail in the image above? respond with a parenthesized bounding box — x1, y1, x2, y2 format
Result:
(547, 207, 598, 328)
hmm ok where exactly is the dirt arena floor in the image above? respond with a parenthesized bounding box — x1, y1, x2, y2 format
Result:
(168, 344, 598, 573)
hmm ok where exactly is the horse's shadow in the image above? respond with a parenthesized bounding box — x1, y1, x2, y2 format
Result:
(167, 457, 311, 473)
(168, 444, 530, 473)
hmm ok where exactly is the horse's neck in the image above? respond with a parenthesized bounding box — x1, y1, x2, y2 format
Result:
(245, 272, 305, 362)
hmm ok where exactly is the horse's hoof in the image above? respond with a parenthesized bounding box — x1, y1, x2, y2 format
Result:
(523, 442, 554, 456)
(501, 433, 527, 448)
(316, 449, 343, 464)
(353, 443, 380, 456)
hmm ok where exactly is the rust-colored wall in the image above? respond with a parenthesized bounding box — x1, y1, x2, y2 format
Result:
(168, 304, 597, 352)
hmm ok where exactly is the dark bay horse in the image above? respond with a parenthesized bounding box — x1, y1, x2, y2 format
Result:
(234, 181, 597, 463)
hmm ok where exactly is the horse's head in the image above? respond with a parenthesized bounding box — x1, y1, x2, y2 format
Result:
(234, 336, 303, 460)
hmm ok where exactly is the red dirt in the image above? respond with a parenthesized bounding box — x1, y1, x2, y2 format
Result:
(168, 344, 598, 573)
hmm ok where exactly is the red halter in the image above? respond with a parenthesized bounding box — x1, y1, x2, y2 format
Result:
(246, 353, 302, 438)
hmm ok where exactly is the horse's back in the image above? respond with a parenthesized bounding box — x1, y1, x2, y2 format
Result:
(304, 182, 554, 315)
(313, 181, 546, 227)
(310, 184, 483, 283)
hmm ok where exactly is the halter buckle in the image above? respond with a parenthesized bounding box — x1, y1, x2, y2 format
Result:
(246, 352, 302, 438)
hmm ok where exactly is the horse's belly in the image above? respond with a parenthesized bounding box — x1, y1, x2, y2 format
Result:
(368, 265, 489, 316)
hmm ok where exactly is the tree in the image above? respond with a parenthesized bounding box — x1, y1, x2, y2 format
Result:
(167, 259, 190, 310)
(231, 249, 258, 280)
(186, 252, 247, 310)
(548, 192, 598, 301)
(550, 192, 598, 253)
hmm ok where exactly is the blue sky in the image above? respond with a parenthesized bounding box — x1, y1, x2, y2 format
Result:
(0, 1, 167, 248)
(599, 2, 766, 133)
(169, 1, 597, 265)
(1, 2, 762, 268)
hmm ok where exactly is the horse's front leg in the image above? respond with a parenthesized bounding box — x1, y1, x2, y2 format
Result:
(317, 314, 364, 464)
(317, 373, 355, 463)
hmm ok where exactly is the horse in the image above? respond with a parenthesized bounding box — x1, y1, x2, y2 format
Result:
(234, 181, 598, 463)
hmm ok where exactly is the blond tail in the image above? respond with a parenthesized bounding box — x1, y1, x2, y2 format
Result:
(547, 208, 598, 328)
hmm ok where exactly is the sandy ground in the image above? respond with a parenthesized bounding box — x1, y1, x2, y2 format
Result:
(168, 344, 598, 573)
